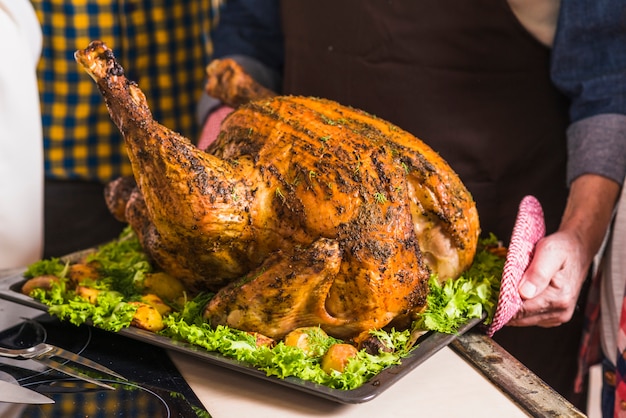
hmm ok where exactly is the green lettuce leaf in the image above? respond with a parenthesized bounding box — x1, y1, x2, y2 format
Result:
(27, 229, 503, 390)
(413, 237, 504, 334)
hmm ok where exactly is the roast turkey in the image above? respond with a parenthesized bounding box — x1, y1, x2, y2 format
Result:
(75, 41, 480, 341)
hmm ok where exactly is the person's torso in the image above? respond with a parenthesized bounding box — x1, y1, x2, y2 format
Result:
(33, 0, 218, 183)
(280, 0, 569, 241)
(0, 0, 44, 267)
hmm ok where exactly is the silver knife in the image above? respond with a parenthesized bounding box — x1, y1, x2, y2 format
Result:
(0, 379, 54, 404)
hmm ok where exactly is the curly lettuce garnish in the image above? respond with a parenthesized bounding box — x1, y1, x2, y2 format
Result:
(412, 235, 504, 334)
(24, 228, 503, 390)
(161, 310, 411, 390)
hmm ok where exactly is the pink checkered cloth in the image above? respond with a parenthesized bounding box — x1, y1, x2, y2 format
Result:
(486, 195, 545, 336)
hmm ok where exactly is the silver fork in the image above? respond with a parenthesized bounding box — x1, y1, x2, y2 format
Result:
(0, 342, 127, 390)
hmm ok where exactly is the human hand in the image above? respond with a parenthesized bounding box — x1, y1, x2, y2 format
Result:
(507, 229, 589, 327)
(197, 104, 234, 150)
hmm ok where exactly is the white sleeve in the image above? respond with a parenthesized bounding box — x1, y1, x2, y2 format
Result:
(0, 0, 44, 269)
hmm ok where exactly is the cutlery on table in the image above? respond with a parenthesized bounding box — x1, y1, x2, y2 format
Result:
(0, 379, 54, 404)
(0, 342, 126, 390)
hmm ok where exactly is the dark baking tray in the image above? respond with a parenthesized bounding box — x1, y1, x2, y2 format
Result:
(0, 270, 483, 404)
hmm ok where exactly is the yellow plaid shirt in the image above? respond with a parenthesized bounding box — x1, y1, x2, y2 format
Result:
(32, 0, 221, 183)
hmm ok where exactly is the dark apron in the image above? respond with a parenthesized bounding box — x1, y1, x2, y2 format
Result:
(280, 0, 569, 243)
(280, 1, 586, 408)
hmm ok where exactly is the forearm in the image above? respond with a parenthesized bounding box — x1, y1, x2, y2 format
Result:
(559, 174, 620, 268)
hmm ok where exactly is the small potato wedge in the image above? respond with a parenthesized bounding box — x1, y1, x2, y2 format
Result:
(143, 272, 185, 301)
(129, 301, 164, 332)
(247, 332, 276, 348)
(76, 285, 101, 304)
(140, 293, 172, 316)
(21, 275, 60, 296)
(67, 263, 101, 286)
(321, 343, 358, 374)
(284, 327, 329, 357)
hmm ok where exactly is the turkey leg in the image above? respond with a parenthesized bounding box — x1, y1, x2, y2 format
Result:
(75, 41, 266, 291)
(205, 58, 277, 107)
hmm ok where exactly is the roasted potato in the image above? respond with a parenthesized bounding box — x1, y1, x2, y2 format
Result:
(21, 275, 60, 296)
(321, 343, 358, 374)
(284, 327, 329, 357)
(129, 301, 164, 332)
(67, 262, 101, 286)
(359, 335, 394, 355)
(248, 332, 276, 348)
(76, 285, 101, 304)
(140, 293, 172, 316)
(142, 272, 185, 302)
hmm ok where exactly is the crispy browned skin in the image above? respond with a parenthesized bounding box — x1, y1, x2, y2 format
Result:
(104, 176, 136, 222)
(76, 42, 259, 290)
(75, 41, 480, 340)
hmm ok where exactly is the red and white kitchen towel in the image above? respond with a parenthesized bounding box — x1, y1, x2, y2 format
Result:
(487, 195, 545, 336)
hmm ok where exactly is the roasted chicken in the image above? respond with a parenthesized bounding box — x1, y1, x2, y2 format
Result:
(75, 41, 480, 341)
